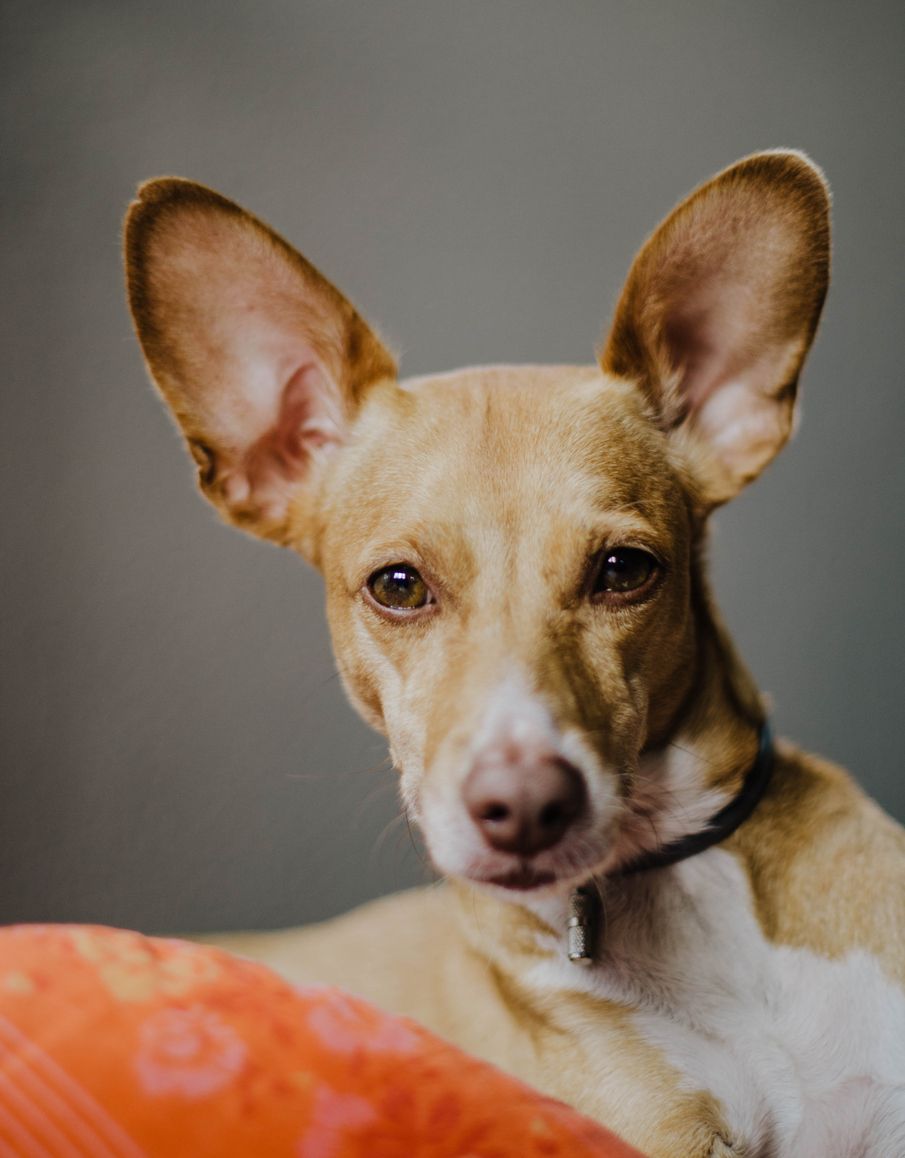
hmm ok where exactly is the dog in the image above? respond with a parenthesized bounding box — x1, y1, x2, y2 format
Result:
(125, 152, 905, 1157)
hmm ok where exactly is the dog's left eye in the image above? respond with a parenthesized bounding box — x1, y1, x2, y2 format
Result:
(591, 548, 659, 601)
(367, 565, 432, 612)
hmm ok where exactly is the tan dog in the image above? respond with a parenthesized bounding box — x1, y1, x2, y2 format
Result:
(125, 153, 905, 1157)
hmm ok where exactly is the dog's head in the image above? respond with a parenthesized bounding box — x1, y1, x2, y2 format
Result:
(125, 153, 829, 894)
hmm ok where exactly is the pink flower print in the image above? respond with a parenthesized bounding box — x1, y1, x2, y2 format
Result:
(305, 989, 420, 1056)
(134, 1006, 246, 1098)
(296, 1087, 378, 1158)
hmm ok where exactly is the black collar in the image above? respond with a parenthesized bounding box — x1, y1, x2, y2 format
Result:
(615, 720, 775, 878)
(567, 722, 775, 962)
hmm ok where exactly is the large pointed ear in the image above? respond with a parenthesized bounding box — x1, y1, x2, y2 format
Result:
(124, 179, 397, 548)
(601, 151, 830, 506)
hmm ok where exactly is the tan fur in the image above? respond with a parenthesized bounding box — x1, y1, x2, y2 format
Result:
(126, 153, 905, 1157)
(728, 744, 905, 983)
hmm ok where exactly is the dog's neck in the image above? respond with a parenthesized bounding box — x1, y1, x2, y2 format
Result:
(451, 586, 766, 975)
(612, 577, 766, 864)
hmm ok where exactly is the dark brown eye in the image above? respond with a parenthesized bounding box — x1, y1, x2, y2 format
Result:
(367, 564, 431, 612)
(591, 548, 658, 601)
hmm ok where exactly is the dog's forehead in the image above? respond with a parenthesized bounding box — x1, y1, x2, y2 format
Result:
(398, 363, 601, 395)
(378, 363, 677, 502)
(321, 364, 687, 570)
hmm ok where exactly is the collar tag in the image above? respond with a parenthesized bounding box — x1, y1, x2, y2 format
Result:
(566, 886, 597, 963)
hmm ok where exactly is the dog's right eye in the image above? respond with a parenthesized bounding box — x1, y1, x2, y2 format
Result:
(366, 565, 432, 612)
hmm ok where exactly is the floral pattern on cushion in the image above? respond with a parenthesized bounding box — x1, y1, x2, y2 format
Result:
(0, 924, 646, 1157)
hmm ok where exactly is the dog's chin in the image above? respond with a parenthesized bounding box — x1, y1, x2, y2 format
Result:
(475, 865, 558, 891)
(460, 853, 610, 896)
(422, 817, 621, 897)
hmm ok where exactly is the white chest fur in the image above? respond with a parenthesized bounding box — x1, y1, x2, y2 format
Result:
(524, 852, 905, 1156)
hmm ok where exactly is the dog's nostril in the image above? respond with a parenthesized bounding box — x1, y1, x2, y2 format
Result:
(539, 801, 565, 828)
(463, 756, 586, 858)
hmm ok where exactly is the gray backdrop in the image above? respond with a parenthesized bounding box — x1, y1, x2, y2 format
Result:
(2, 0, 903, 934)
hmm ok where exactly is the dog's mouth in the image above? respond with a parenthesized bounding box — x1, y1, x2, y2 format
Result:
(473, 864, 558, 891)
(453, 827, 627, 895)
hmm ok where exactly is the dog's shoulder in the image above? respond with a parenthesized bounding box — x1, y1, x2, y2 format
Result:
(729, 741, 905, 985)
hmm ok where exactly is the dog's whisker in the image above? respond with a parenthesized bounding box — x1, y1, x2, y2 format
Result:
(353, 774, 401, 828)
(297, 668, 346, 708)
(369, 812, 409, 867)
(403, 812, 433, 873)
(663, 740, 725, 772)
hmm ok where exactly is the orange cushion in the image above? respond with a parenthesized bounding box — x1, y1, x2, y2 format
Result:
(0, 924, 645, 1156)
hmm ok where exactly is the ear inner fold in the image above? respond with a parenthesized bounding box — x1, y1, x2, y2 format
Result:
(600, 151, 830, 505)
(124, 178, 396, 545)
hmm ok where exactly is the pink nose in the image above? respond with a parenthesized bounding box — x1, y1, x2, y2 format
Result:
(463, 755, 586, 856)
